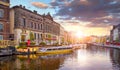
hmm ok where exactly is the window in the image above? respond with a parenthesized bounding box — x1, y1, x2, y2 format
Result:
(22, 18, 26, 27)
(31, 22, 33, 28)
(0, 24, 3, 32)
(34, 23, 36, 29)
(0, 35, 3, 40)
(23, 18, 26, 27)
(41, 24, 42, 30)
(38, 24, 39, 29)
(34, 33, 36, 39)
(39, 24, 41, 30)
(0, 9, 4, 18)
(36, 23, 38, 29)
(38, 34, 39, 39)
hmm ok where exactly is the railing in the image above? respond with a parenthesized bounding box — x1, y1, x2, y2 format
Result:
(0, 40, 17, 48)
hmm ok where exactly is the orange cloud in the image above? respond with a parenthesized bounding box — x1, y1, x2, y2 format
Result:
(31, 2, 49, 9)
(63, 24, 112, 36)
(55, 19, 112, 36)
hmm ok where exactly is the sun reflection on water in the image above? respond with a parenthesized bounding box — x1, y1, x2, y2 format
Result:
(77, 50, 90, 67)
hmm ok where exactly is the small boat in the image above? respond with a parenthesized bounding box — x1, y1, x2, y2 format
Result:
(0, 48, 12, 56)
(37, 46, 73, 55)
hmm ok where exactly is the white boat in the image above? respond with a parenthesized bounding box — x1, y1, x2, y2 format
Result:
(37, 46, 73, 54)
(0, 48, 12, 56)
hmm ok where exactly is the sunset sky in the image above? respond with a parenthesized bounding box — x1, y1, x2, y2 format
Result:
(10, 0, 120, 36)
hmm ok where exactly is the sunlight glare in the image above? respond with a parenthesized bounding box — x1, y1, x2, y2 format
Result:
(75, 31, 84, 38)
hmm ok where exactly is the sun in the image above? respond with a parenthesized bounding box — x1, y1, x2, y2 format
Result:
(75, 31, 84, 38)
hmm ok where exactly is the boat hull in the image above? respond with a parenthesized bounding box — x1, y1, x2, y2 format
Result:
(37, 49, 73, 55)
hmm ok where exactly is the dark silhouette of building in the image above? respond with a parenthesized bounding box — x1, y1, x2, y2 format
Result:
(110, 24, 120, 42)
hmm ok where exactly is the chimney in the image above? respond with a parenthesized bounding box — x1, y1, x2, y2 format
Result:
(23, 6, 26, 9)
(19, 5, 22, 7)
(33, 10, 37, 14)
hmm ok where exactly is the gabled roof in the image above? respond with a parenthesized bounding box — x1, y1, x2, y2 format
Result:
(42, 12, 53, 21)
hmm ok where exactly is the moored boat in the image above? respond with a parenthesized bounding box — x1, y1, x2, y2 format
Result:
(37, 46, 73, 55)
(0, 48, 12, 56)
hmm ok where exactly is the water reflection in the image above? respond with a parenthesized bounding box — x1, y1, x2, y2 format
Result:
(14, 54, 71, 70)
(0, 56, 16, 70)
(110, 48, 120, 70)
(0, 46, 120, 70)
(60, 46, 112, 70)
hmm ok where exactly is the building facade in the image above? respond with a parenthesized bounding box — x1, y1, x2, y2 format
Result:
(0, 0, 10, 40)
(64, 31, 70, 44)
(10, 5, 44, 45)
(59, 26, 65, 45)
(43, 13, 60, 45)
(110, 24, 120, 42)
(10, 5, 60, 45)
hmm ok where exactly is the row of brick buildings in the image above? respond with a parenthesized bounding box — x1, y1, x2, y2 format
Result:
(0, 0, 71, 45)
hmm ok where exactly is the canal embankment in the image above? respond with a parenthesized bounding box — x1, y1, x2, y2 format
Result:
(0, 44, 86, 56)
(88, 43, 120, 49)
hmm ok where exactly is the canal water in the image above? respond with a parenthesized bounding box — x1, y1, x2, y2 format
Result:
(0, 46, 120, 70)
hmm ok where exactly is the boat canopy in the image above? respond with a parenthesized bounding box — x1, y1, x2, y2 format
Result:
(39, 46, 72, 51)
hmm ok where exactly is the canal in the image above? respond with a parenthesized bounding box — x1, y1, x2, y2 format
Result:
(0, 46, 120, 70)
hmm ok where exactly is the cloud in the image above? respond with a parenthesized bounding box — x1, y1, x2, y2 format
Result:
(51, 0, 120, 27)
(31, 2, 49, 9)
(50, 1, 59, 7)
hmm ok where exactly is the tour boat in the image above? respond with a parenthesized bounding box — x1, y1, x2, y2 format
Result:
(37, 46, 73, 54)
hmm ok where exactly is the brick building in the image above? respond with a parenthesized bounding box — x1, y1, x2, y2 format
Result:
(10, 5, 44, 45)
(0, 0, 10, 40)
(10, 5, 60, 45)
(43, 13, 60, 45)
